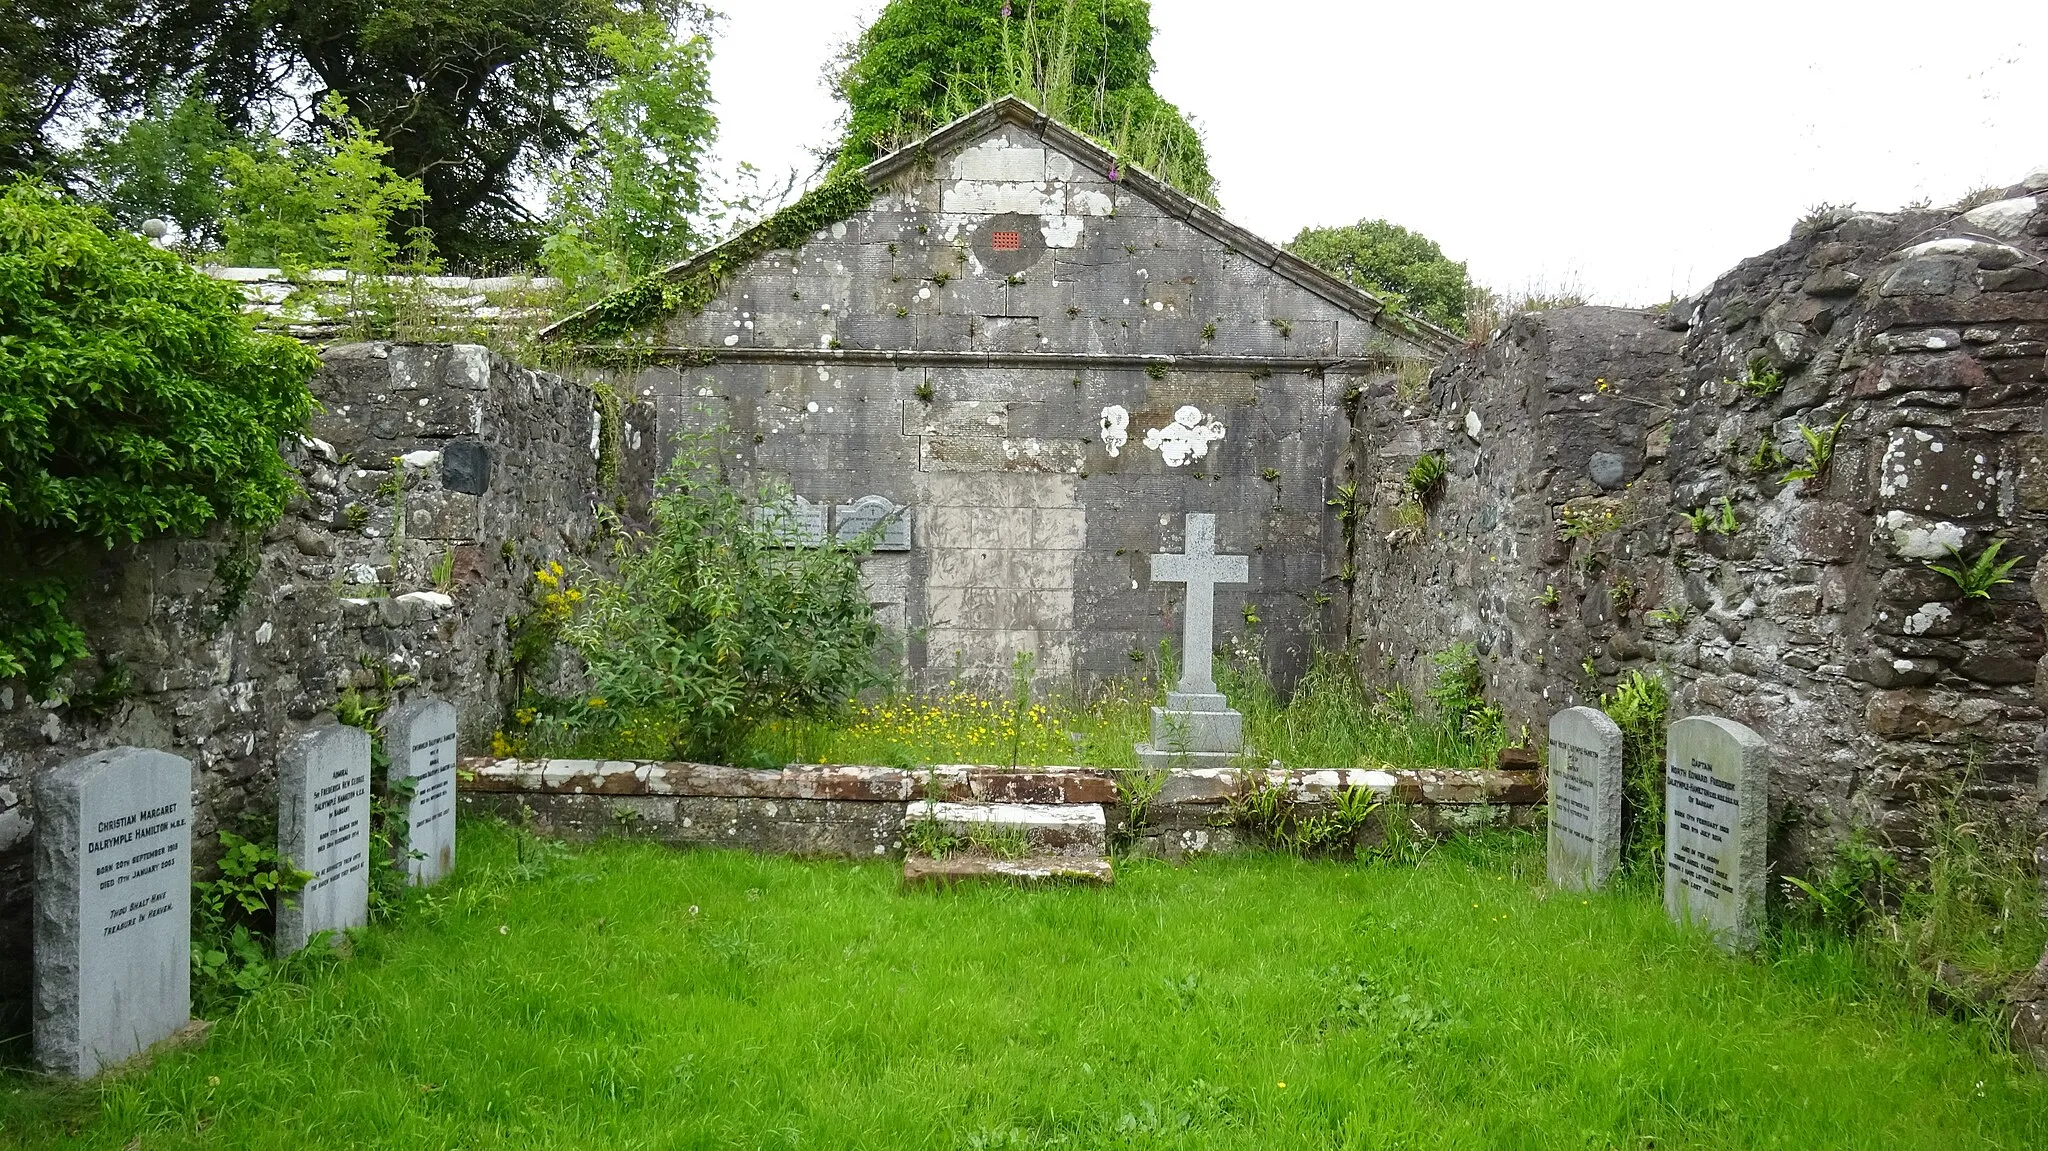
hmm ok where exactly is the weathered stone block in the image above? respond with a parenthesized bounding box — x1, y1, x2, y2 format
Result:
(385, 698, 457, 884)
(1547, 706, 1623, 891)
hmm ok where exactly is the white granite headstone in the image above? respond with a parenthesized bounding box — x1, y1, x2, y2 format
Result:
(1664, 715, 1770, 951)
(385, 698, 457, 885)
(1547, 706, 1624, 890)
(33, 747, 192, 1077)
(277, 724, 372, 952)
(833, 494, 911, 550)
(755, 494, 826, 546)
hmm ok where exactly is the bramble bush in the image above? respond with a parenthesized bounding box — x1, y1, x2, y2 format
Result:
(0, 179, 320, 685)
(551, 434, 884, 762)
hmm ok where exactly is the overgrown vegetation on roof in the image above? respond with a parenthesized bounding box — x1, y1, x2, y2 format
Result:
(547, 172, 876, 342)
(832, 0, 1217, 206)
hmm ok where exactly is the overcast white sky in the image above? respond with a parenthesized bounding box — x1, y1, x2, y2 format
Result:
(708, 1, 2046, 304)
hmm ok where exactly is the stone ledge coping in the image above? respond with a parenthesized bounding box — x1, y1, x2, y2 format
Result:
(458, 758, 1541, 807)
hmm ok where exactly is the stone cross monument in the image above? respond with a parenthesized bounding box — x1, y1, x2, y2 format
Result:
(1136, 513, 1249, 768)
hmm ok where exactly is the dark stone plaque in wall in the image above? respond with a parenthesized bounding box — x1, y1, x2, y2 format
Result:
(442, 440, 491, 495)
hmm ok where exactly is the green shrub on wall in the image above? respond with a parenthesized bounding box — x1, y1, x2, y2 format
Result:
(0, 179, 321, 684)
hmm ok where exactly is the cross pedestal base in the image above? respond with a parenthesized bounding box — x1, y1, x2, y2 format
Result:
(1133, 694, 1245, 770)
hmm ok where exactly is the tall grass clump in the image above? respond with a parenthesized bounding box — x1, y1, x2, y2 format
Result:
(1776, 770, 2048, 1043)
(1223, 647, 1506, 772)
(1600, 668, 1668, 873)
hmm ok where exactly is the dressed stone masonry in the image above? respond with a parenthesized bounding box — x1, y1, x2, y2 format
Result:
(385, 698, 458, 884)
(1547, 706, 1624, 891)
(277, 724, 372, 953)
(33, 748, 192, 1077)
(544, 96, 1452, 693)
(1137, 513, 1251, 769)
(1664, 716, 1771, 952)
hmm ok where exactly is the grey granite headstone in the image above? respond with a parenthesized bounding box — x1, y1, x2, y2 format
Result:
(277, 724, 372, 953)
(1664, 715, 1770, 951)
(385, 698, 457, 885)
(755, 494, 826, 546)
(1547, 706, 1624, 890)
(33, 747, 192, 1077)
(833, 494, 912, 550)
(1135, 513, 1250, 769)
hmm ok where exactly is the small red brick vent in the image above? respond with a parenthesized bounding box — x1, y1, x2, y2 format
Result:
(991, 230, 1022, 252)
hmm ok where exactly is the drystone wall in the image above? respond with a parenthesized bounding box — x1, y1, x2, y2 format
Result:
(0, 343, 648, 1032)
(1348, 170, 2048, 1024)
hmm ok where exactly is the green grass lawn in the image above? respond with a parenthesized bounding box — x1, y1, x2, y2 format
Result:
(5, 822, 2044, 1150)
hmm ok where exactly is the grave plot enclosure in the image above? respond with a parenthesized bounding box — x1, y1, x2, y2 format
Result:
(549, 98, 1451, 692)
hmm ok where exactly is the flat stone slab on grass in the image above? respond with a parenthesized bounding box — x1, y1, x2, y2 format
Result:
(907, 801, 1107, 856)
(903, 855, 1114, 888)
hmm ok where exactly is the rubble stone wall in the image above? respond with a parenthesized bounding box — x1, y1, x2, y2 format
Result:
(1346, 174, 2048, 1021)
(0, 342, 649, 1031)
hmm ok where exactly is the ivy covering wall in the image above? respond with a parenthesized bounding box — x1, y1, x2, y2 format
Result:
(0, 180, 320, 684)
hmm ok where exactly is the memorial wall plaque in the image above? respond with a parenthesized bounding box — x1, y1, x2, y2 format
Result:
(832, 494, 911, 550)
(755, 494, 826, 546)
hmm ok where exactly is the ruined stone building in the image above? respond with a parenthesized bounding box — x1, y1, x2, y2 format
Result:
(2, 99, 2046, 1043)
(544, 96, 1452, 691)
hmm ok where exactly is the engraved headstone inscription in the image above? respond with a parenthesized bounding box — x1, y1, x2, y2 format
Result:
(833, 494, 912, 550)
(755, 494, 826, 546)
(385, 698, 458, 885)
(33, 747, 193, 1077)
(1547, 706, 1624, 891)
(1663, 715, 1770, 951)
(277, 724, 373, 952)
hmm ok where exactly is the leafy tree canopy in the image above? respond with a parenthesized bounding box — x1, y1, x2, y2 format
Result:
(1287, 218, 1471, 333)
(0, 0, 130, 174)
(85, 0, 704, 265)
(0, 179, 320, 680)
(543, 19, 719, 303)
(76, 94, 238, 244)
(832, 0, 1217, 205)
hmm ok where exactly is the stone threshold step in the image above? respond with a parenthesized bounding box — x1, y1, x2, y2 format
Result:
(904, 801, 1107, 855)
(903, 855, 1114, 888)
